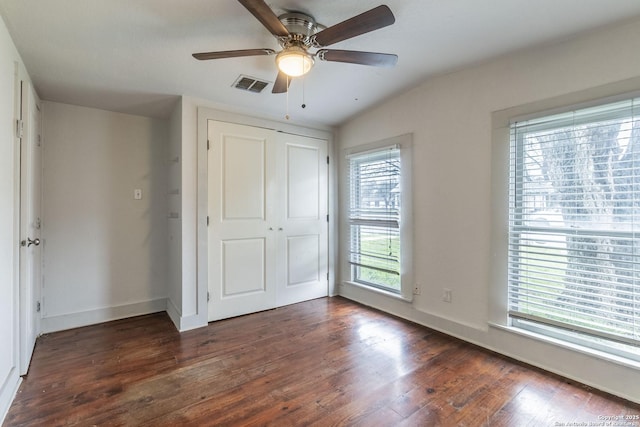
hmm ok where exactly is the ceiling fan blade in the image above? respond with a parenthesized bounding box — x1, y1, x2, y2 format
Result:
(317, 49, 398, 67)
(238, 0, 289, 37)
(311, 5, 395, 47)
(192, 48, 275, 60)
(272, 71, 291, 94)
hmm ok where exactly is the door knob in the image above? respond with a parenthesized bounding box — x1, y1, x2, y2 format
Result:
(22, 237, 40, 247)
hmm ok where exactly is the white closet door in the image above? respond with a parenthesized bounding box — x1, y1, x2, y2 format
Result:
(208, 121, 277, 321)
(275, 132, 328, 306)
(207, 121, 328, 321)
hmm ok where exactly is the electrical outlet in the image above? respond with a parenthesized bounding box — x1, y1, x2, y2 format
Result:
(134, 188, 143, 200)
(442, 288, 452, 303)
(413, 283, 421, 295)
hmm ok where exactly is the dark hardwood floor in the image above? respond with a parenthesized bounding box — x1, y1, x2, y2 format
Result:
(4, 297, 639, 426)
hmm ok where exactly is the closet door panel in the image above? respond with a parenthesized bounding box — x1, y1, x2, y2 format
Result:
(276, 133, 329, 306)
(287, 144, 319, 220)
(287, 234, 320, 286)
(221, 238, 266, 296)
(208, 121, 276, 321)
(221, 136, 265, 220)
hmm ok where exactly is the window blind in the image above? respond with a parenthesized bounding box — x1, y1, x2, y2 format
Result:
(348, 146, 401, 291)
(508, 97, 640, 348)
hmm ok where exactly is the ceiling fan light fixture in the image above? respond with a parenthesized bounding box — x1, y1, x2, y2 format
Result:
(276, 46, 314, 77)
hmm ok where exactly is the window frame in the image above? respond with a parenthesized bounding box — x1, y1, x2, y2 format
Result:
(504, 92, 640, 361)
(341, 134, 413, 301)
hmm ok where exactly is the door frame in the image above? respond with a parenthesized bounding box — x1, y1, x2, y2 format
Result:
(196, 107, 337, 324)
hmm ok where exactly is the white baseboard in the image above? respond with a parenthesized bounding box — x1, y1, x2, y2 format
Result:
(177, 314, 207, 332)
(166, 297, 182, 330)
(41, 298, 168, 333)
(166, 298, 207, 332)
(0, 367, 21, 426)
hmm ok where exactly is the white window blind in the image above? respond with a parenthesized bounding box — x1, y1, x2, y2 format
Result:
(509, 97, 640, 350)
(348, 145, 401, 292)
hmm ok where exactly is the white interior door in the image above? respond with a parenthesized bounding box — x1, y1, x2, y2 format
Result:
(18, 81, 42, 374)
(208, 121, 277, 321)
(275, 132, 328, 306)
(207, 121, 328, 321)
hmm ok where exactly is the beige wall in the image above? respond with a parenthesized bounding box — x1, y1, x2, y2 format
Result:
(166, 101, 182, 320)
(338, 18, 640, 402)
(41, 102, 169, 332)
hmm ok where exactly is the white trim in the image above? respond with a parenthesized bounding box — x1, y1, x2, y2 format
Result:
(490, 322, 640, 371)
(342, 280, 413, 302)
(41, 298, 167, 333)
(165, 297, 182, 330)
(345, 143, 400, 159)
(176, 314, 207, 332)
(166, 297, 207, 332)
(508, 88, 640, 125)
(0, 370, 21, 425)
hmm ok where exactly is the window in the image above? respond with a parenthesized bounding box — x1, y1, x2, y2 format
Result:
(348, 146, 400, 291)
(344, 135, 412, 300)
(509, 96, 640, 359)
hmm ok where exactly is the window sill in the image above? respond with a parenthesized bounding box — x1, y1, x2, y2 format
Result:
(489, 322, 640, 371)
(342, 280, 413, 303)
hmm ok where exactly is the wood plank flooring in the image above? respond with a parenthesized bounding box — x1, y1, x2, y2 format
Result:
(4, 297, 639, 426)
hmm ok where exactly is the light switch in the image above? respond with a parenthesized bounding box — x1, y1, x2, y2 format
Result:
(134, 189, 143, 200)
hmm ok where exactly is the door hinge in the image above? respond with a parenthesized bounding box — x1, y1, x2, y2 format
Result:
(207, 216, 210, 226)
(326, 156, 329, 165)
(327, 272, 329, 281)
(207, 140, 210, 150)
(326, 214, 329, 222)
(16, 119, 23, 139)
(36, 301, 41, 312)
(207, 291, 210, 302)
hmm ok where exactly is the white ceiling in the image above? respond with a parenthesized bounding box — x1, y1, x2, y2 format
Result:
(2, 0, 640, 127)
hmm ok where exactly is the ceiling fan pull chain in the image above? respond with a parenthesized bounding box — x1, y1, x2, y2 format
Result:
(301, 76, 306, 109)
(285, 75, 290, 120)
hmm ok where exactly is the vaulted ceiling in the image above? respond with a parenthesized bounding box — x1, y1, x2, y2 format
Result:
(2, 0, 640, 127)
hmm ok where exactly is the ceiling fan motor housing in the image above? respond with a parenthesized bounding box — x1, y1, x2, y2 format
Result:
(278, 12, 318, 47)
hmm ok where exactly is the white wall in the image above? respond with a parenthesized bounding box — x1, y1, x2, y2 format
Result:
(41, 102, 169, 332)
(180, 97, 199, 322)
(338, 18, 640, 403)
(166, 101, 182, 324)
(163, 96, 202, 332)
(0, 14, 28, 421)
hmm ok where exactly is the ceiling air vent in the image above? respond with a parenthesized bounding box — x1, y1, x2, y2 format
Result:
(233, 75, 269, 93)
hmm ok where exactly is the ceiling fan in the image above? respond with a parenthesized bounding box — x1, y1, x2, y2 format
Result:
(193, 0, 398, 94)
